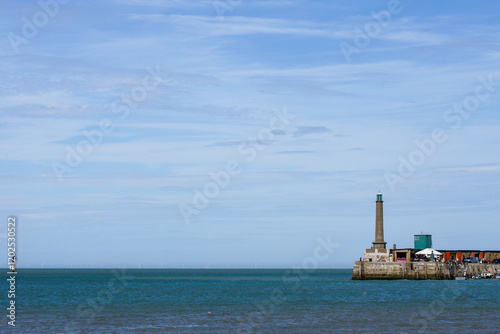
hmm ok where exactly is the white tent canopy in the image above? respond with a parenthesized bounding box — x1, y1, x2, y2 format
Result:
(415, 248, 442, 257)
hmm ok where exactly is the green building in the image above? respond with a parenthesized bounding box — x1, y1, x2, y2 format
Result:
(414, 234, 432, 250)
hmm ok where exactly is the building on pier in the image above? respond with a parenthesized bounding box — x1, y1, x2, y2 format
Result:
(361, 193, 500, 263)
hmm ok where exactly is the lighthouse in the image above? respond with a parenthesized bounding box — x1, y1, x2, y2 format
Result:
(363, 193, 390, 262)
(372, 193, 387, 250)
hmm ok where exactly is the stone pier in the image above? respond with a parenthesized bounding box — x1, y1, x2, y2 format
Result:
(352, 262, 500, 280)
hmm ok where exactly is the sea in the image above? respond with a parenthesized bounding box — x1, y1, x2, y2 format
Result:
(2, 269, 499, 333)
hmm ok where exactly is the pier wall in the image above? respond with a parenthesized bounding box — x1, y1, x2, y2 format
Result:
(466, 263, 500, 276)
(352, 262, 500, 280)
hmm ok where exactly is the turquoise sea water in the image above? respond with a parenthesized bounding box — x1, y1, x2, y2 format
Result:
(2, 269, 500, 333)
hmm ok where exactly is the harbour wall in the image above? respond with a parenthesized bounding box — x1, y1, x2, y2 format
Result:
(352, 261, 500, 280)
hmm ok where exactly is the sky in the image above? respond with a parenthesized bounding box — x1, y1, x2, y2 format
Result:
(1, 0, 499, 269)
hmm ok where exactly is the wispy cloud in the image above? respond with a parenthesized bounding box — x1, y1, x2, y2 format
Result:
(275, 150, 315, 155)
(293, 126, 331, 137)
(382, 30, 447, 45)
(113, 0, 211, 8)
(437, 165, 500, 173)
(128, 14, 347, 38)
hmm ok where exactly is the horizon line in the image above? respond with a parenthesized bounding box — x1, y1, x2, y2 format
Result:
(3, 267, 352, 270)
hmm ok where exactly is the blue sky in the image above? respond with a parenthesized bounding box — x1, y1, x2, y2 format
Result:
(1, 0, 499, 269)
